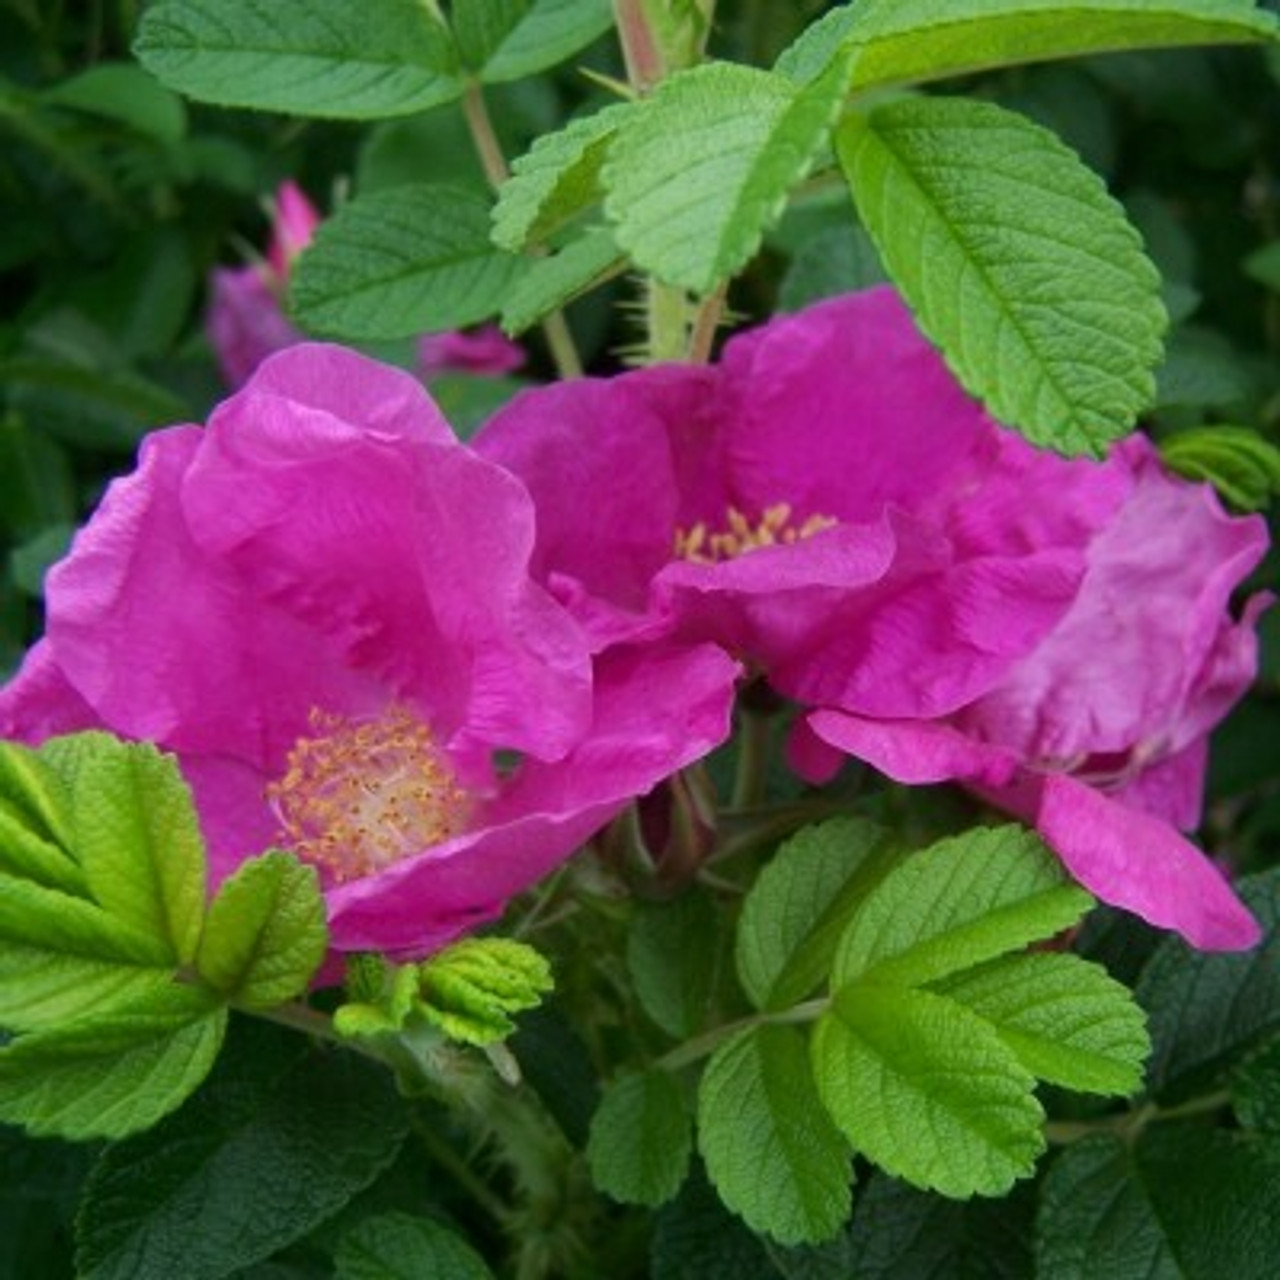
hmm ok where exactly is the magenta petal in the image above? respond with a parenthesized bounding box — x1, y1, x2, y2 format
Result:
(327, 642, 741, 956)
(206, 267, 302, 388)
(1110, 739, 1208, 831)
(802, 709, 1020, 787)
(1034, 773, 1260, 950)
(0, 641, 102, 743)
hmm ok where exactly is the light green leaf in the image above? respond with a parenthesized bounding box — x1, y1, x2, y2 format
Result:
(777, 0, 1279, 89)
(501, 225, 626, 334)
(416, 937, 553, 1046)
(133, 0, 463, 120)
(628, 889, 721, 1040)
(290, 184, 528, 340)
(1160, 425, 1280, 512)
(812, 983, 1043, 1197)
(0, 738, 82, 894)
(588, 1070, 691, 1207)
(453, 0, 614, 85)
(698, 1025, 851, 1245)
(837, 97, 1166, 457)
(0, 987, 226, 1141)
(196, 851, 327, 1009)
(44, 733, 205, 967)
(0, 734, 209, 1032)
(335, 1211, 494, 1280)
(736, 817, 895, 1012)
(603, 57, 850, 294)
(832, 825, 1091, 990)
(932, 952, 1149, 1095)
(492, 103, 633, 250)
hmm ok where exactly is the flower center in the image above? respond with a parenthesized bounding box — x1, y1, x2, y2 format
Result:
(266, 705, 470, 881)
(673, 502, 836, 564)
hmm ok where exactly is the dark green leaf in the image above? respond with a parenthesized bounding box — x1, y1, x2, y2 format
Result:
(1138, 867, 1280, 1100)
(454, 0, 614, 84)
(134, 0, 463, 120)
(290, 184, 528, 340)
(334, 1211, 493, 1279)
(42, 62, 187, 143)
(75, 1032, 409, 1280)
(628, 888, 721, 1040)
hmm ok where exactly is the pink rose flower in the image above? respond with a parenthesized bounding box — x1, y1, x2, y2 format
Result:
(0, 345, 738, 958)
(792, 435, 1268, 951)
(207, 182, 524, 389)
(475, 287, 1268, 951)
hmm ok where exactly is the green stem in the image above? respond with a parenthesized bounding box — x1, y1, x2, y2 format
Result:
(1044, 1088, 1233, 1146)
(656, 998, 828, 1072)
(648, 279, 690, 363)
(730, 702, 772, 809)
(688, 282, 728, 364)
(460, 82, 584, 380)
(410, 1113, 511, 1224)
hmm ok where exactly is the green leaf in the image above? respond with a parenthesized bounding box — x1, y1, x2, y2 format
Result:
(698, 1025, 851, 1245)
(42, 62, 186, 144)
(812, 983, 1043, 1197)
(1233, 1039, 1280, 1135)
(587, 1070, 692, 1207)
(75, 1026, 410, 1280)
(629, 889, 721, 1040)
(133, 0, 463, 120)
(837, 96, 1166, 457)
(44, 733, 205, 967)
(416, 937, 553, 1046)
(777, 223, 887, 312)
(453, 0, 614, 84)
(603, 57, 850, 294)
(0, 987, 226, 1141)
(843, 1170, 1035, 1279)
(1137, 867, 1280, 1100)
(777, 0, 1279, 89)
(736, 816, 896, 1011)
(492, 104, 632, 250)
(500, 225, 626, 334)
(196, 851, 327, 1009)
(0, 735, 208, 1032)
(1160, 425, 1280, 512)
(290, 184, 528, 340)
(832, 825, 1091, 990)
(334, 1211, 493, 1280)
(1037, 1127, 1280, 1280)
(650, 1165, 784, 1280)
(931, 952, 1148, 1096)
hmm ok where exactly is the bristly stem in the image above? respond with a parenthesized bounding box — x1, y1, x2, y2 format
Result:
(460, 82, 583, 380)
(656, 998, 828, 1071)
(688, 282, 728, 364)
(613, 0, 666, 92)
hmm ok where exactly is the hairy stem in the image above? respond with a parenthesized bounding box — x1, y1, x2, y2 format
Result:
(460, 82, 583, 380)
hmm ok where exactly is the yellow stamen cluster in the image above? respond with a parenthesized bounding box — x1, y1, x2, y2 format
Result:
(674, 503, 837, 564)
(266, 706, 469, 881)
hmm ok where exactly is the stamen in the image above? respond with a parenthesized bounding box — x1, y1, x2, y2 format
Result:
(266, 705, 470, 881)
(674, 502, 837, 564)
